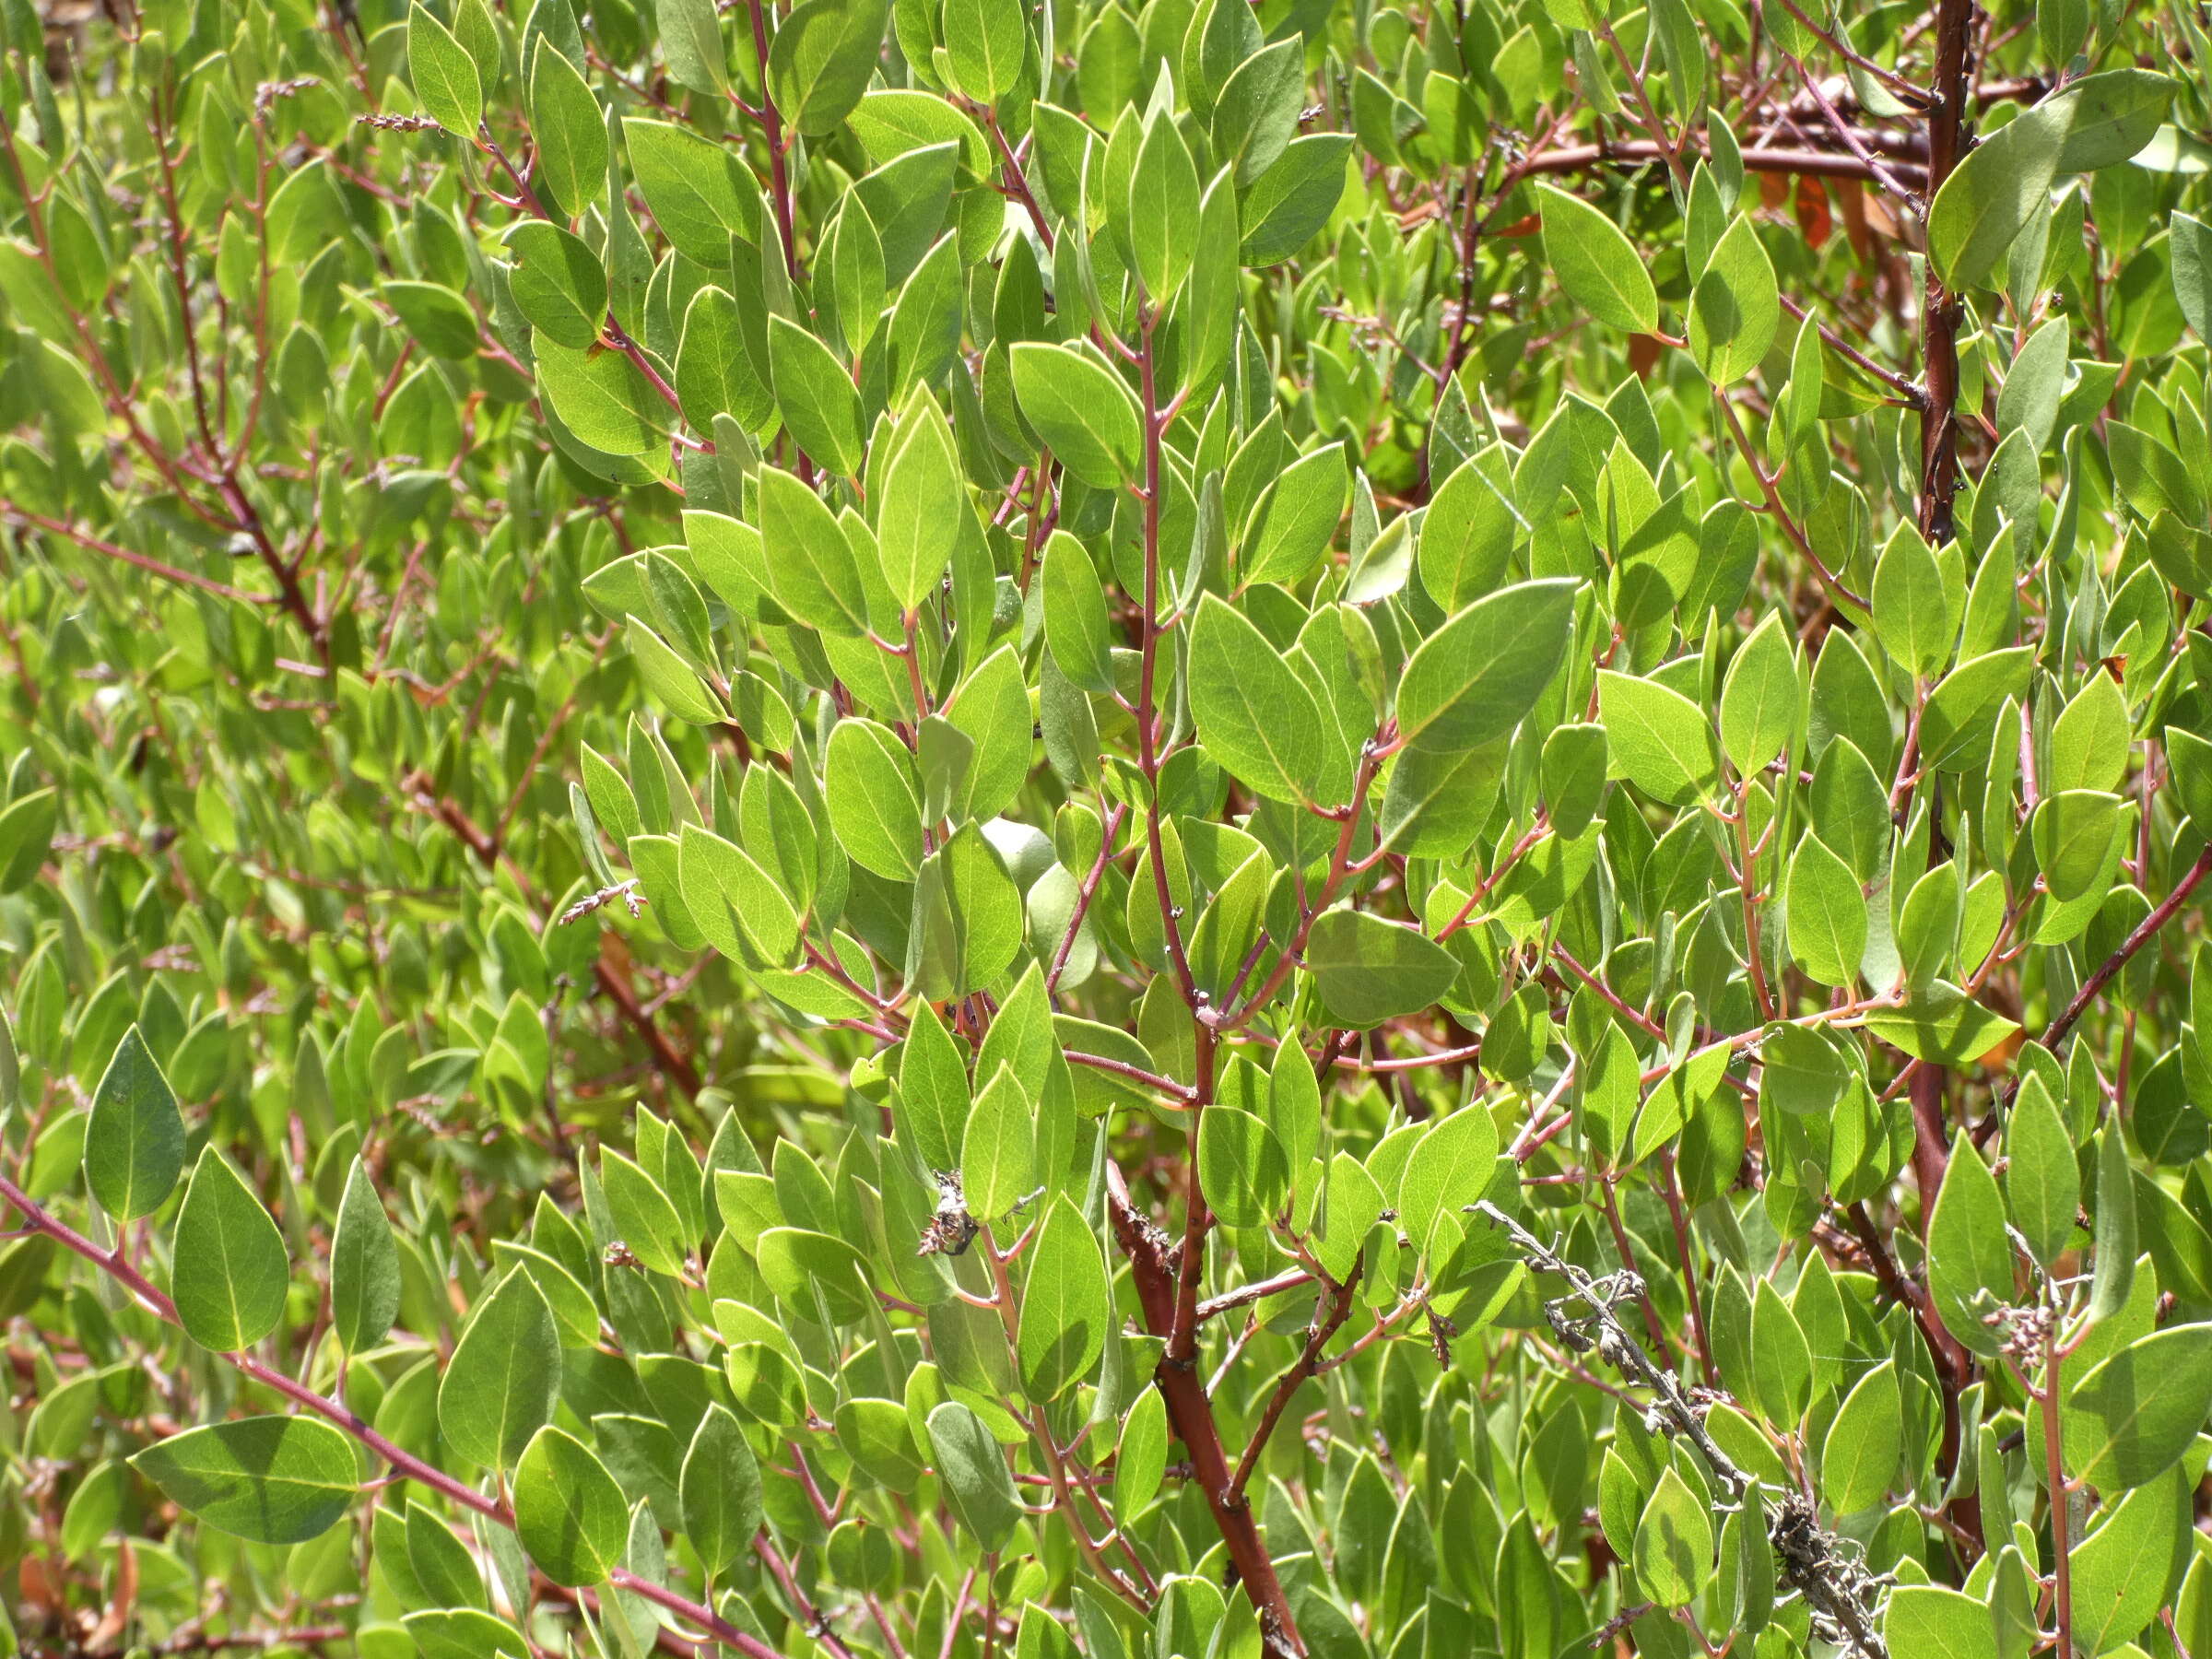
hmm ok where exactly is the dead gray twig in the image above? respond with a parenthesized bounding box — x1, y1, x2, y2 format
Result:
(1472, 1201, 1889, 1659)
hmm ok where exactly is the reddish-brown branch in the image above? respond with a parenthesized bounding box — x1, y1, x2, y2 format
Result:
(1917, 0, 1977, 543)
(1520, 137, 1928, 184)
(741, 0, 804, 283)
(1844, 1194, 1976, 1554)
(0, 501, 277, 606)
(981, 107, 1053, 253)
(1047, 803, 1128, 994)
(2042, 843, 2212, 1052)
(154, 1629, 350, 1653)
(2041, 1320, 2074, 1656)
(0, 1173, 785, 1659)
(1657, 1158, 1715, 1386)
(1107, 1164, 1303, 1659)
(406, 771, 704, 1096)
(1196, 1267, 1317, 1323)
(1228, 1262, 1361, 1501)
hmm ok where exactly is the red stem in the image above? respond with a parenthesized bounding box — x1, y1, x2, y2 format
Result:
(0, 1173, 790, 1659)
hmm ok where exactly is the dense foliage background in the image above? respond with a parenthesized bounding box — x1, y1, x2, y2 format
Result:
(1, 0, 2211, 1654)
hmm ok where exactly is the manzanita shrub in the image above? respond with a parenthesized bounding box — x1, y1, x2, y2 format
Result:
(4, 0, 2212, 1655)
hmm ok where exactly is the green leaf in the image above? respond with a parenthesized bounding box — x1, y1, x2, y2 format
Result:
(657, 0, 730, 94)
(490, 1241, 599, 1348)
(626, 615, 723, 724)
(438, 1269, 562, 1470)
(1379, 738, 1506, 859)
(908, 822, 1025, 1000)
(2067, 1465, 2185, 1656)
(171, 1147, 290, 1354)
(941, 0, 1025, 102)
(529, 47, 606, 220)
(1041, 529, 1116, 694)
(331, 1156, 400, 1354)
(1009, 343, 1142, 488)
(85, 1025, 184, 1222)
(769, 315, 865, 477)
(1865, 986, 2019, 1065)
(2088, 1126, 2136, 1325)
(1197, 1105, 1289, 1229)
(1786, 833, 1865, 989)
(1632, 1466, 1710, 1607)
(2004, 1078, 2078, 1269)
(2110, 420, 2207, 524)
(408, 2, 483, 137)
(859, 146, 959, 286)
(506, 222, 608, 350)
(2048, 68, 2176, 171)
(514, 1425, 628, 1585)
(769, 0, 888, 133)
(1018, 1194, 1111, 1400)
(1925, 1134, 2014, 1359)
(1265, 1025, 1324, 1175)
(0, 787, 57, 893)
(1995, 315, 2070, 452)
(1892, 861, 1962, 988)
(1718, 612, 1800, 773)
(2171, 727, 2212, 831)
(535, 339, 671, 457)
(878, 397, 971, 611)
(1215, 39, 1303, 184)
(758, 465, 870, 637)
(1397, 580, 1577, 755)
(1750, 1277, 1812, 1425)
(1238, 134, 1352, 265)
(1927, 97, 2069, 291)
(1396, 1103, 1498, 1255)
(1129, 111, 1201, 303)
(827, 196, 887, 356)
(1596, 669, 1718, 805)
(1535, 183, 1658, 334)
(848, 89, 994, 172)
(1113, 1387, 1169, 1518)
(404, 1500, 485, 1609)
(678, 286, 772, 430)
(383, 281, 481, 360)
(1307, 908, 1461, 1028)
(624, 120, 759, 263)
(1241, 442, 1347, 586)
(131, 1417, 358, 1546)
(681, 1404, 764, 1573)
(925, 1401, 1021, 1550)
(1919, 648, 2034, 772)
(896, 1001, 971, 1173)
(946, 643, 1032, 820)
(680, 821, 802, 968)
(601, 1147, 690, 1275)
(725, 1340, 809, 1425)
(825, 717, 925, 879)
(1819, 1359, 1900, 1514)
(835, 1397, 925, 1491)
(1688, 216, 1779, 386)
(1188, 593, 1331, 806)
(1418, 453, 1517, 609)
(1871, 521, 1953, 677)
(2175, 212, 2212, 341)
(2066, 1324, 2212, 1492)
(2038, 0, 2088, 59)
(1881, 1584, 1998, 1659)
(962, 1063, 1036, 1222)
(2046, 668, 2130, 795)
(2031, 790, 2124, 902)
